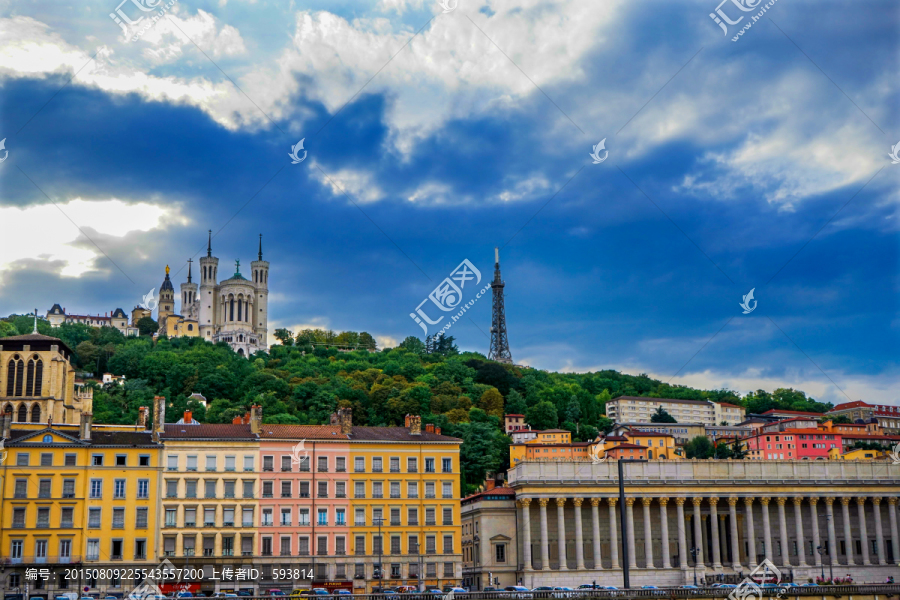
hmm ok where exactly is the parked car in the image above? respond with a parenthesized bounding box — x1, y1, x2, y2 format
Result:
(551, 587, 574, 598)
(502, 587, 531, 599)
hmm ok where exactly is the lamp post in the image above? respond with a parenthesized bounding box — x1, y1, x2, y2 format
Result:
(373, 517, 384, 591)
(617, 458, 648, 590)
(816, 546, 825, 581)
(690, 547, 700, 586)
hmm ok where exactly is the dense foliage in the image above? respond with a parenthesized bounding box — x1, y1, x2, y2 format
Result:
(2, 313, 835, 492)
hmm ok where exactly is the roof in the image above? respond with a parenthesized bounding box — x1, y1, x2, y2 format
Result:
(612, 396, 710, 405)
(761, 409, 827, 417)
(160, 271, 174, 291)
(780, 428, 841, 435)
(538, 429, 570, 434)
(828, 401, 873, 412)
(603, 435, 628, 442)
(0, 332, 73, 355)
(461, 486, 516, 504)
(258, 425, 347, 440)
(504, 414, 525, 418)
(839, 433, 900, 441)
(625, 431, 674, 438)
(7, 428, 158, 447)
(162, 423, 256, 439)
(717, 402, 743, 409)
(48, 304, 64, 314)
(112, 308, 127, 318)
(349, 426, 461, 443)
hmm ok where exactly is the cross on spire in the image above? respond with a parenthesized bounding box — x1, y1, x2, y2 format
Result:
(187, 258, 193, 283)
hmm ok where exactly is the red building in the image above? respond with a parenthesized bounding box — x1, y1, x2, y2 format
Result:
(787, 428, 841, 459)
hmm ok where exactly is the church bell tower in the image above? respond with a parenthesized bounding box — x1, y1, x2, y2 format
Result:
(250, 234, 269, 350)
(199, 230, 219, 340)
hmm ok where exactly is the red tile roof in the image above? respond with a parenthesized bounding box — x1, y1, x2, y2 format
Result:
(761, 409, 827, 417)
(258, 425, 347, 439)
(828, 401, 873, 411)
(163, 423, 255, 439)
(718, 402, 743, 408)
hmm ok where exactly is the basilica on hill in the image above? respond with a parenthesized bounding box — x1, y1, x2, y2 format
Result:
(156, 232, 270, 357)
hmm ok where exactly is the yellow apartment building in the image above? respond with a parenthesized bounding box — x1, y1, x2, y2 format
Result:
(348, 415, 463, 593)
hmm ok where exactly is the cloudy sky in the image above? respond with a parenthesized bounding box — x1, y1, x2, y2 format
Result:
(0, 0, 897, 403)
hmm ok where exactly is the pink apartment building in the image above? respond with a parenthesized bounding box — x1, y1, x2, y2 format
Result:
(258, 425, 352, 589)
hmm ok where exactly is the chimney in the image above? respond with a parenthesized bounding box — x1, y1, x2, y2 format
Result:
(434, 426, 441, 435)
(250, 404, 262, 434)
(232, 415, 244, 425)
(405, 414, 411, 428)
(184, 410, 192, 424)
(138, 406, 149, 429)
(153, 396, 166, 441)
(408, 414, 422, 436)
(425, 424, 435, 434)
(485, 477, 496, 491)
(80, 412, 93, 441)
(339, 407, 353, 436)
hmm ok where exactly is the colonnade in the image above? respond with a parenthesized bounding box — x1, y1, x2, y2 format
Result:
(516, 496, 900, 572)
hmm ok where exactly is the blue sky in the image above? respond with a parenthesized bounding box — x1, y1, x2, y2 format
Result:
(0, 0, 897, 403)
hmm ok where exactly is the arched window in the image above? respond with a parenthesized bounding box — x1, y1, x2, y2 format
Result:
(230, 298, 235, 322)
(6, 357, 18, 396)
(32, 358, 43, 397)
(17, 404, 27, 422)
(2, 403, 12, 416)
(188, 324, 193, 331)
(31, 404, 41, 423)
(237, 348, 244, 356)
(13, 359, 24, 397)
(647, 449, 653, 459)
(237, 298, 242, 322)
(43, 435, 52, 443)
(239, 334, 244, 342)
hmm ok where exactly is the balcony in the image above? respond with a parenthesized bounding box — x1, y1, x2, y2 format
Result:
(186, 467, 197, 472)
(336, 492, 347, 498)
(244, 492, 254, 498)
(164, 551, 176, 557)
(262, 521, 273, 527)
(409, 519, 418, 526)
(262, 550, 273, 557)
(225, 467, 235, 472)
(263, 466, 274, 472)
(281, 493, 292, 498)
(206, 467, 217, 472)
(184, 521, 196, 527)
(319, 467, 329, 472)
(224, 521, 234, 527)
(184, 549, 195, 556)
(425, 493, 436, 499)
(225, 493, 235, 498)
(203, 549, 215, 557)
(407, 468, 418, 473)
(390, 468, 400, 473)
(111, 554, 123, 561)
(263, 493, 273, 498)
(425, 520, 436, 526)
(335, 550, 346, 556)
(186, 493, 197, 498)
(319, 493, 329, 498)
(300, 492, 310, 498)
(167, 466, 178, 471)
(242, 551, 253, 556)
(281, 466, 292, 472)
(372, 467, 383, 473)
(317, 550, 328, 556)
(390, 520, 401, 526)
(336, 466, 347, 473)
(205, 522, 216, 527)
(281, 550, 293, 556)
(164, 521, 177, 528)
(355, 549, 365, 556)
(390, 494, 401, 499)
(443, 519, 453, 525)
(372, 493, 383, 499)
(222, 549, 234, 556)
(61, 521, 74, 528)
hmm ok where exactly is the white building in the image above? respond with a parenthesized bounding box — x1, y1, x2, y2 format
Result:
(604, 396, 746, 426)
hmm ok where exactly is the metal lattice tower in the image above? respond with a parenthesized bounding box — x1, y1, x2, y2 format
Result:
(488, 247, 513, 364)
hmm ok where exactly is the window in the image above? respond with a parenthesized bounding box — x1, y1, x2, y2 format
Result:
(206, 455, 217, 471)
(298, 455, 310, 472)
(299, 508, 310, 526)
(87, 539, 99, 560)
(224, 455, 235, 471)
(300, 481, 310, 498)
(167, 455, 178, 470)
(37, 507, 50, 528)
(373, 481, 383, 498)
(355, 535, 366, 555)
(281, 508, 292, 526)
(443, 507, 453, 525)
(244, 455, 255, 471)
(281, 481, 292, 498)
(426, 535, 436, 554)
(263, 456, 274, 471)
(442, 458, 452, 473)
(355, 508, 366, 526)
(37, 478, 51, 498)
(110, 539, 123, 560)
(408, 481, 418, 498)
(90, 479, 102, 498)
(135, 539, 147, 559)
(372, 457, 383, 472)
(318, 508, 328, 526)
(336, 456, 346, 472)
(318, 456, 328, 472)
(425, 482, 435, 498)
(165, 508, 177, 527)
(355, 481, 366, 498)
(224, 480, 235, 498)
(373, 535, 383, 554)
(223, 508, 235, 527)
(442, 481, 453, 498)
(64, 453, 76, 466)
(138, 479, 149, 498)
(136, 507, 148, 528)
(409, 535, 419, 554)
(205, 507, 216, 527)
(425, 458, 435, 473)
(354, 457, 365, 472)
(408, 507, 418, 526)
(205, 480, 217, 498)
(61, 507, 74, 528)
(281, 455, 292, 472)
(443, 535, 453, 553)
(92, 454, 104, 466)
(186, 455, 198, 471)
(443, 563, 454, 577)
(114, 479, 126, 498)
(139, 455, 150, 466)
(391, 535, 401, 554)
(390, 481, 400, 498)
(113, 507, 125, 528)
(317, 535, 328, 555)
(495, 543, 506, 562)
(390, 457, 400, 472)
(262, 509, 273, 526)
(318, 481, 328, 498)
(336, 508, 346, 526)
(116, 454, 127, 466)
(243, 480, 254, 498)
(282, 536, 293, 556)
(262, 537, 273, 556)
(184, 508, 196, 527)
(14, 479, 27, 498)
(88, 508, 101, 528)
(166, 480, 178, 498)
(336, 481, 346, 498)
(262, 481, 273, 498)
(41, 453, 53, 466)
(243, 507, 254, 527)
(426, 508, 436, 526)
(407, 457, 418, 472)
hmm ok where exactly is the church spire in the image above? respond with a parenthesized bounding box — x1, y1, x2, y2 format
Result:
(207, 229, 212, 257)
(187, 258, 193, 283)
(258, 234, 263, 261)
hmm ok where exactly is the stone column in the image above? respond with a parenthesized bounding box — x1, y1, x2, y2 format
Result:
(659, 497, 671, 569)
(573, 498, 586, 570)
(521, 498, 533, 571)
(777, 497, 790, 567)
(760, 498, 773, 563)
(809, 497, 821, 567)
(625, 498, 637, 569)
(840, 497, 854, 565)
(718, 515, 728, 564)
(607, 498, 620, 569)
(744, 498, 757, 569)
(556, 497, 568, 570)
(824, 497, 837, 568)
(539, 498, 551, 571)
(728, 497, 740, 569)
(792, 497, 807, 567)
(692, 497, 704, 567)
(709, 497, 722, 569)
(888, 498, 899, 565)
(856, 497, 870, 565)
(872, 497, 885, 565)
(676, 498, 688, 570)
(642, 497, 655, 569)
(590, 498, 603, 570)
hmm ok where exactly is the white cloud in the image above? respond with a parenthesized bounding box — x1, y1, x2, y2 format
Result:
(313, 162, 386, 204)
(139, 9, 247, 62)
(0, 198, 186, 282)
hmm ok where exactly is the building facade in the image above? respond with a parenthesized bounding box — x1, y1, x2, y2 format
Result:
(828, 401, 900, 434)
(605, 397, 746, 426)
(507, 460, 900, 587)
(45, 305, 140, 337)
(461, 482, 518, 591)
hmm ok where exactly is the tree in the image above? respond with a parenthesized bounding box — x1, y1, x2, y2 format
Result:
(684, 436, 714, 459)
(0, 320, 18, 337)
(359, 332, 378, 351)
(565, 398, 582, 423)
(478, 388, 504, 419)
(137, 316, 158, 336)
(651, 406, 677, 423)
(399, 336, 426, 354)
(505, 390, 527, 415)
(829, 415, 852, 424)
(75, 341, 100, 370)
(274, 328, 294, 346)
(526, 400, 558, 430)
